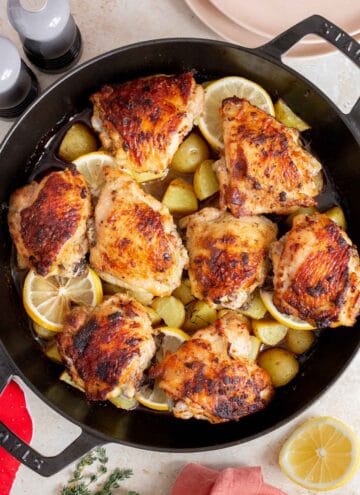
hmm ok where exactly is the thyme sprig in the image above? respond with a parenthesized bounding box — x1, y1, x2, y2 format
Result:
(60, 447, 139, 495)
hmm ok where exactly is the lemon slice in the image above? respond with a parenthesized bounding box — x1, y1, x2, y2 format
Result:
(279, 417, 360, 491)
(136, 326, 190, 411)
(260, 290, 315, 331)
(73, 151, 116, 197)
(23, 268, 103, 332)
(198, 76, 275, 150)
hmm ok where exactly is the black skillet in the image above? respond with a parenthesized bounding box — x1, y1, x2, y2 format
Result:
(0, 15, 359, 477)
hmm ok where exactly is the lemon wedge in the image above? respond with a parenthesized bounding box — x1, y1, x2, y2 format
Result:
(198, 76, 275, 150)
(260, 290, 315, 331)
(73, 151, 116, 197)
(279, 416, 360, 491)
(136, 326, 190, 411)
(23, 268, 103, 332)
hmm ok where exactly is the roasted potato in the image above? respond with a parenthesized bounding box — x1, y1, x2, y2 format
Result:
(162, 178, 198, 214)
(151, 296, 185, 328)
(58, 123, 98, 162)
(286, 206, 318, 227)
(286, 329, 315, 355)
(171, 132, 210, 173)
(193, 159, 219, 200)
(239, 290, 267, 319)
(131, 170, 166, 183)
(274, 98, 310, 132)
(324, 206, 346, 230)
(172, 279, 195, 305)
(252, 318, 288, 346)
(247, 335, 261, 361)
(183, 300, 217, 332)
(258, 348, 299, 387)
(145, 306, 162, 326)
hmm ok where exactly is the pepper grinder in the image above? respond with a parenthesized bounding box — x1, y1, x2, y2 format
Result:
(0, 37, 39, 119)
(7, 0, 82, 73)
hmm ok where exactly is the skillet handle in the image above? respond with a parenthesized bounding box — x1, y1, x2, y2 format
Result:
(257, 14, 360, 141)
(0, 345, 101, 476)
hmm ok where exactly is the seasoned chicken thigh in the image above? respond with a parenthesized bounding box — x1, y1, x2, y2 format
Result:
(91, 73, 203, 178)
(150, 312, 273, 423)
(8, 167, 91, 276)
(215, 97, 322, 216)
(90, 167, 188, 302)
(270, 213, 360, 328)
(181, 208, 277, 309)
(57, 294, 155, 401)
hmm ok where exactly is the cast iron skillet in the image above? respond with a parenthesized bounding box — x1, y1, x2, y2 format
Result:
(0, 15, 359, 477)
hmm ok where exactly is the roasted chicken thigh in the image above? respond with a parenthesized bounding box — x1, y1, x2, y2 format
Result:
(150, 312, 274, 423)
(57, 294, 155, 401)
(91, 73, 203, 177)
(90, 167, 188, 302)
(270, 213, 360, 328)
(215, 97, 322, 216)
(8, 167, 91, 276)
(181, 207, 277, 309)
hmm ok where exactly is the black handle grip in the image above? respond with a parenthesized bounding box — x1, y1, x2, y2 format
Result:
(257, 15, 360, 142)
(0, 343, 101, 476)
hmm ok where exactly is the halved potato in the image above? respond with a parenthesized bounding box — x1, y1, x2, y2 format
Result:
(183, 300, 218, 332)
(151, 296, 185, 328)
(193, 159, 219, 200)
(285, 206, 318, 227)
(58, 123, 98, 162)
(258, 348, 299, 387)
(162, 178, 198, 214)
(247, 335, 261, 361)
(239, 290, 267, 320)
(172, 279, 195, 305)
(252, 318, 288, 346)
(274, 98, 310, 131)
(171, 132, 210, 173)
(324, 206, 346, 230)
(286, 329, 315, 355)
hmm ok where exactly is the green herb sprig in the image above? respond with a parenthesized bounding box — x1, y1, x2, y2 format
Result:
(60, 447, 140, 495)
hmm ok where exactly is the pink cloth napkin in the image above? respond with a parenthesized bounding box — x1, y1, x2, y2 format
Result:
(171, 464, 287, 495)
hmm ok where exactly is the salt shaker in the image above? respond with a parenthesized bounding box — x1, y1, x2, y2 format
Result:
(0, 37, 38, 119)
(7, 0, 82, 72)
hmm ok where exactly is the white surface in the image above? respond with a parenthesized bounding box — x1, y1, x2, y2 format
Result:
(0, 1, 359, 494)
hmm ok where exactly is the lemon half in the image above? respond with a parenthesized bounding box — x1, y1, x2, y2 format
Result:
(260, 290, 315, 331)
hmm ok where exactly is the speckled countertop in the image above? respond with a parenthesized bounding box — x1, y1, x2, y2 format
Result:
(0, 1, 359, 494)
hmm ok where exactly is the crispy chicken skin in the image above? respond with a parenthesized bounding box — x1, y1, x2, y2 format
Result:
(181, 208, 277, 309)
(57, 294, 155, 401)
(90, 166, 188, 302)
(215, 97, 322, 216)
(150, 312, 274, 423)
(8, 167, 91, 277)
(91, 73, 204, 176)
(270, 213, 360, 328)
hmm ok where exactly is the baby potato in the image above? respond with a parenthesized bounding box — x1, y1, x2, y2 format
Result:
(172, 279, 195, 305)
(324, 206, 347, 230)
(183, 300, 218, 332)
(145, 306, 162, 326)
(193, 159, 219, 200)
(58, 123, 98, 162)
(151, 296, 185, 328)
(274, 98, 310, 132)
(239, 290, 267, 320)
(286, 329, 315, 355)
(247, 335, 261, 361)
(252, 318, 288, 346)
(258, 348, 299, 387)
(285, 206, 318, 227)
(162, 178, 198, 214)
(171, 133, 210, 173)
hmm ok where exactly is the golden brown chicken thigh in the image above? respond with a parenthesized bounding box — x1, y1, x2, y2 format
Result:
(270, 213, 360, 328)
(215, 97, 322, 216)
(91, 73, 203, 178)
(90, 166, 188, 303)
(57, 294, 155, 401)
(8, 167, 91, 276)
(181, 207, 277, 309)
(150, 312, 273, 423)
